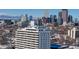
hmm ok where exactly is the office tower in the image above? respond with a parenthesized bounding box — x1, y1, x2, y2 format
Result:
(29, 15, 33, 21)
(34, 19, 38, 26)
(42, 17, 47, 24)
(62, 9, 68, 25)
(38, 27, 51, 49)
(53, 15, 57, 23)
(53, 15, 58, 26)
(50, 15, 54, 23)
(25, 14, 28, 20)
(37, 18, 43, 26)
(74, 18, 78, 26)
(58, 12, 63, 25)
(15, 21, 51, 49)
(46, 17, 50, 23)
(68, 15, 73, 23)
(75, 18, 78, 23)
(46, 15, 53, 23)
(20, 15, 26, 22)
(20, 15, 29, 28)
(17, 15, 26, 27)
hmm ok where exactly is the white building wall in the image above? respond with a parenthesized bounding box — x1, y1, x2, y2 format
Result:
(15, 28, 39, 49)
(67, 27, 76, 39)
(72, 27, 76, 39)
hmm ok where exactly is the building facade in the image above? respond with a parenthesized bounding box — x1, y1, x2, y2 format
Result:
(62, 9, 68, 25)
(15, 27, 39, 49)
(15, 23, 51, 49)
(39, 28, 51, 49)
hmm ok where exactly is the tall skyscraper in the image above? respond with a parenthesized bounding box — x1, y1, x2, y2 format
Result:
(58, 12, 63, 25)
(47, 17, 51, 23)
(25, 14, 28, 20)
(19, 14, 29, 28)
(62, 9, 68, 25)
(50, 15, 54, 23)
(37, 18, 43, 26)
(42, 17, 47, 24)
(20, 15, 26, 22)
(53, 15, 57, 23)
(29, 15, 33, 21)
(52, 15, 58, 26)
(75, 18, 78, 23)
(68, 15, 73, 23)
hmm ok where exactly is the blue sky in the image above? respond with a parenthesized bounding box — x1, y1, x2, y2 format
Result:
(0, 9, 79, 18)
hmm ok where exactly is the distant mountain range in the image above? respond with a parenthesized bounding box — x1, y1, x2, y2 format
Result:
(0, 15, 20, 20)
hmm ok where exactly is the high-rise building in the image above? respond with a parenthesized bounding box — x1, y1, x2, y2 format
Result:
(74, 18, 79, 26)
(62, 9, 68, 25)
(68, 15, 73, 23)
(42, 17, 47, 24)
(15, 21, 51, 49)
(25, 14, 28, 20)
(47, 17, 51, 23)
(38, 27, 51, 49)
(29, 15, 33, 21)
(75, 18, 78, 23)
(20, 15, 26, 22)
(50, 15, 54, 23)
(58, 12, 63, 25)
(53, 15, 57, 23)
(19, 14, 29, 28)
(37, 18, 43, 26)
(53, 15, 58, 26)
(15, 27, 39, 49)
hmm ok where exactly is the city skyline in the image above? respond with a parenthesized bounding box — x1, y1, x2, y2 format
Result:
(0, 9, 79, 19)
(0, 9, 79, 49)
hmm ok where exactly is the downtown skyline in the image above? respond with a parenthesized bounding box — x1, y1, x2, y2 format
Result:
(0, 9, 79, 18)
